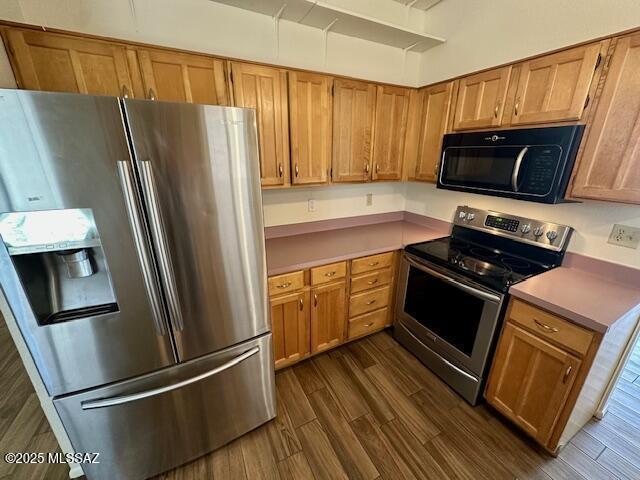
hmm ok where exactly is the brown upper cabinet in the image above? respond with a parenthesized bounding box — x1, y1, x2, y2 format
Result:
(137, 48, 229, 105)
(3, 28, 134, 97)
(288, 71, 333, 185)
(372, 85, 410, 180)
(571, 32, 640, 204)
(510, 43, 603, 125)
(414, 81, 455, 182)
(331, 79, 377, 183)
(231, 62, 289, 187)
(453, 66, 512, 130)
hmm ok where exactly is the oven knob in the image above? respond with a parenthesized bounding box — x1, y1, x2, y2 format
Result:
(466, 213, 475, 221)
(546, 230, 558, 241)
(533, 227, 544, 238)
(521, 224, 531, 234)
(459, 211, 467, 220)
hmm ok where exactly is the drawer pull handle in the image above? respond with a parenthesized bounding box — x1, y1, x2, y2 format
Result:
(534, 319, 559, 333)
(364, 322, 375, 327)
(366, 300, 376, 305)
(563, 365, 572, 384)
(325, 271, 336, 277)
(276, 282, 292, 289)
(368, 261, 379, 267)
(367, 279, 378, 285)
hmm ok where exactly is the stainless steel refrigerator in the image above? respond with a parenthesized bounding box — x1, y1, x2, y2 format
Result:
(0, 89, 275, 479)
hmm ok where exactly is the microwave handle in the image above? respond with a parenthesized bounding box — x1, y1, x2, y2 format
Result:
(511, 147, 528, 192)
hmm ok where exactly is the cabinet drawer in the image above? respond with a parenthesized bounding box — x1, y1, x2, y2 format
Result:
(508, 300, 594, 356)
(351, 252, 394, 275)
(311, 261, 347, 285)
(268, 271, 304, 296)
(349, 286, 390, 317)
(348, 309, 387, 340)
(350, 268, 392, 294)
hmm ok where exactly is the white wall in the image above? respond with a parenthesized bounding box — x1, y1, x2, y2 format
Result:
(419, 0, 640, 84)
(405, 183, 640, 269)
(262, 182, 406, 227)
(0, 0, 423, 86)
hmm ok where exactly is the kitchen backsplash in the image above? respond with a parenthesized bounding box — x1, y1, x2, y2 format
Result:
(262, 182, 640, 270)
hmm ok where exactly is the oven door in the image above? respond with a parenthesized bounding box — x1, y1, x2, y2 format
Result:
(395, 253, 504, 376)
(439, 144, 563, 197)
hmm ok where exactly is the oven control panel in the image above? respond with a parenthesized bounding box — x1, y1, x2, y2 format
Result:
(485, 215, 519, 232)
(454, 206, 573, 252)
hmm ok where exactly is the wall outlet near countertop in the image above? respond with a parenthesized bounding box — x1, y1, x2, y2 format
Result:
(366, 193, 373, 206)
(608, 224, 640, 249)
(308, 199, 316, 212)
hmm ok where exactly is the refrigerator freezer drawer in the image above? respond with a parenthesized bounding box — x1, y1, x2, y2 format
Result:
(54, 334, 275, 480)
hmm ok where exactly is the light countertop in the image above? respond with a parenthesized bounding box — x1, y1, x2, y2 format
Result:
(509, 266, 640, 334)
(265, 220, 447, 276)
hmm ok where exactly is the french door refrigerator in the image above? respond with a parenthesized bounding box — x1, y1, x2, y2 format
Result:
(0, 89, 275, 479)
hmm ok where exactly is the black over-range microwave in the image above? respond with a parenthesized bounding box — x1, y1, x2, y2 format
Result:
(437, 125, 585, 203)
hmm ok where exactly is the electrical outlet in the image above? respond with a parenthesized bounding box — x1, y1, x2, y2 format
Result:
(608, 224, 640, 249)
(366, 193, 373, 206)
(308, 199, 316, 212)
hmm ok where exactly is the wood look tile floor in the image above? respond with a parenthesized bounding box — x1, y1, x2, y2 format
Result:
(2, 317, 640, 480)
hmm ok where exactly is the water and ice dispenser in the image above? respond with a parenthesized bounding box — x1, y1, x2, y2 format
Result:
(0, 208, 118, 325)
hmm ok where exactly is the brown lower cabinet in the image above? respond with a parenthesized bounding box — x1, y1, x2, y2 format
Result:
(311, 280, 346, 353)
(485, 298, 637, 454)
(268, 252, 396, 370)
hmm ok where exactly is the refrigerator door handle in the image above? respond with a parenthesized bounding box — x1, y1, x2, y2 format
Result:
(81, 346, 261, 410)
(138, 160, 185, 332)
(117, 161, 167, 336)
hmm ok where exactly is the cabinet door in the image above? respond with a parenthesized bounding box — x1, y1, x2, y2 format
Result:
(311, 281, 346, 354)
(415, 81, 454, 182)
(372, 85, 410, 181)
(288, 71, 333, 185)
(331, 79, 376, 182)
(511, 44, 602, 125)
(137, 48, 229, 105)
(3, 28, 133, 96)
(571, 33, 640, 204)
(485, 323, 581, 446)
(231, 62, 289, 187)
(453, 66, 512, 130)
(271, 290, 310, 369)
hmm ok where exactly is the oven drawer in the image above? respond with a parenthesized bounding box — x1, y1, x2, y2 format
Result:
(350, 286, 390, 317)
(311, 261, 347, 285)
(351, 252, 394, 275)
(350, 268, 392, 294)
(508, 299, 593, 356)
(348, 308, 388, 340)
(268, 270, 304, 296)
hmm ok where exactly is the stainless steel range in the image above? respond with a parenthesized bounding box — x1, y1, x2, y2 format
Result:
(394, 206, 572, 404)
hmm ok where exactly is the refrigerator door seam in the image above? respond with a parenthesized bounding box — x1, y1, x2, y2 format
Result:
(116, 161, 168, 337)
(138, 160, 185, 332)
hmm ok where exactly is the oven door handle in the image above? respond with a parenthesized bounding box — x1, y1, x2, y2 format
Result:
(405, 255, 501, 304)
(511, 146, 528, 192)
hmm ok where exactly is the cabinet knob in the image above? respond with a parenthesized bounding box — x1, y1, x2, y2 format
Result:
(121, 85, 130, 99)
(514, 99, 520, 116)
(295, 163, 299, 177)
(299, 298, 304, 311)
(563, 365, 573, 384)
(278, 163, 284, 177)
(313, 294, 318, 307)
(148, 88, 157, 101)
